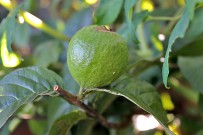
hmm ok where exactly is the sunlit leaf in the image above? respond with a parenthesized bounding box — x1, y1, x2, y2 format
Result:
(1, 32, 21, 67)
(151, 35, 163, 52)
(160, 93, 174, 111)
(0, 67, 64, 128)
(85, 0, 98, 5)
(141, 0, 154, 12)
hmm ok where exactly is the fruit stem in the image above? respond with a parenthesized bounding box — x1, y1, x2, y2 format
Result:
(78, 87, 85, 99)
(53, 85, 131, 129)
(0, 1, 70, 42)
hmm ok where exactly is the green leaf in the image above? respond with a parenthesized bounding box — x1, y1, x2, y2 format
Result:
(178, 56, 203, 94)
(124, 0, 137, 19)
(117, 11, 148, 43)
(46, 97, 77, 132)
(34, 40, 63, 67)
(65, 8, 92, 37)
(172, 8, 203, 51)
(90, 79, 174, 135)
(14, 22, 31, 47)
(124, 0, 138, 43)
(173, 39, 203, 56)
(28, 119, 47, 135)
(0, 66, 64, 128)
(76, 119, 96, 135)
(0, 4, 22, 52)
(198, 94, 203, 114)
(48, 110, 86, 135)
(95, 0, 123, 25)
(76, 94, 116, 135)
(0, 121, 10, 135)
(162, 0, 200, 88)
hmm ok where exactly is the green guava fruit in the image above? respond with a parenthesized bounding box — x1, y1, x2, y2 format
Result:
(67, 25, 128, 88)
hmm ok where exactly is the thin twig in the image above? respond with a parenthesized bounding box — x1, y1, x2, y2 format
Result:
(53, 85, 132, 129)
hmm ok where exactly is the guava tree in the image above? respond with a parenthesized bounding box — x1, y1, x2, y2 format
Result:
(0, 0, 203, 135)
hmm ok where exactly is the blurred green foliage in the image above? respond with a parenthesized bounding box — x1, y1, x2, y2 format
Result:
(0, 0, 203, 135)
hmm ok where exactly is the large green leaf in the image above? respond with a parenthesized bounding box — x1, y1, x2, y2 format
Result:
(162, 0, 202, 87)
(0, 66, 64, 128)
(48, 110, 86, 135)
(90, 79, 174, 135)
(178, 56, 203, 94)
(94, 0, 123, 25)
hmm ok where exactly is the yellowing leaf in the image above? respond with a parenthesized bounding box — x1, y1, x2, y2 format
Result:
(178, 0, 185, 6)
(151, 35, 163, 52)
(141, 0, 154, 12)
(161, 93, 174, 111)
(0, 32, 21, 68)
(85, 0, 98, 5)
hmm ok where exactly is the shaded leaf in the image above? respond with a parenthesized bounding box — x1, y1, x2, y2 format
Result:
(117, 11, 148, 43)
(162, 0, 201, 87)
(178, 56, 203, 94)
(34, 40, 63, 67)
(46, 97, 77, 132)
(0, 120, 10, 135)
(0, 4, 22, 51)
(172, 39, 203, 56)
(124, 0, 138, 43)
(62, 65, 80, 94)
(90, 79, 174, 135)
(14, 22, 31, 47)
(76, 119, 96, 135)
(198, 94, 203, 114)
(48, 110, 86, 135)
(28, 119, 47, 135)
(172, 8, 203, 51)
(0, 66, 64, 128)
(65, 8, 93, 37)
(95, 0, 123, 25)
(76, 93, 116, 135)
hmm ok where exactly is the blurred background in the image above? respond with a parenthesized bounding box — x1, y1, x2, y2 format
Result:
(1, 0, 203, 135)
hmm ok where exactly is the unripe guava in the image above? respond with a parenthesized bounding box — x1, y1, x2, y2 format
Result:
(67, 25, 128, 88)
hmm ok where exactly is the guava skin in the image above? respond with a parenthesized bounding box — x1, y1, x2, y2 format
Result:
(67, 25, 128, 88)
